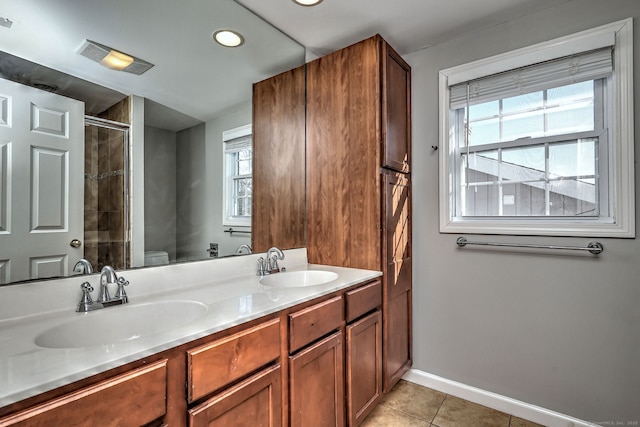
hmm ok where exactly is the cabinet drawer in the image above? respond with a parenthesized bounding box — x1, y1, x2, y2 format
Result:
(345, 280, 382, 323)
(187, 318, 281, 403)
(0, 360, 167, 427)
(289, 296, 343, 353)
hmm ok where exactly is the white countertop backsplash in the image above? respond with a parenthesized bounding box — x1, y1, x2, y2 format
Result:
(0, 248, 381, 408)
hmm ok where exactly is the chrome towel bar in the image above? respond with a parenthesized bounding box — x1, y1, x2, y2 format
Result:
(224, 227, 251, 235)
(456, 236, 604, 255)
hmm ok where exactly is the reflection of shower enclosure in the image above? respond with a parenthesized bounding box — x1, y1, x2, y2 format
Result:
(83, 117, 130, 271)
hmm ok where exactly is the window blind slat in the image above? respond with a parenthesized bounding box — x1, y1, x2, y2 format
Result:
(450, 47, 613, 109)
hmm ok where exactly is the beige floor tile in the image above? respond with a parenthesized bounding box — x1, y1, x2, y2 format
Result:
(432, 395, 510, 427)
(510, 415, 546, 427)
(379, 380, 446, 423)
(361, 404, 431, 427)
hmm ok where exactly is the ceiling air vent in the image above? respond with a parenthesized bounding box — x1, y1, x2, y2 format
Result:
(77, 39, 154, 75)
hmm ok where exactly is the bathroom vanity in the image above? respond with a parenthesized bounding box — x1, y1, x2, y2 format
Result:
(0, 250, 382, 426)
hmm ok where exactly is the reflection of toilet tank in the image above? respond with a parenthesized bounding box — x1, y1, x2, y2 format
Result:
(144, 251, 169, 266)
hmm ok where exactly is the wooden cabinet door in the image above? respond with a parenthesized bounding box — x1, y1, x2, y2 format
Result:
(346, 311, 382, 427)
(381, 42, 411, 173)
(0, 360, 167, 427)
(384, 290, 412, 392)
(383, 172, 411, 298)
(382, 171, 412, 391)
(305, 36, 381, 270)
(188, 364, 282, 427)
(252, 65, 306, 252)
(289, 332, 345, 427)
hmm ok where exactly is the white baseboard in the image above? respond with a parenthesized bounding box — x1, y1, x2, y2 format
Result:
(402, 369, 599, 427)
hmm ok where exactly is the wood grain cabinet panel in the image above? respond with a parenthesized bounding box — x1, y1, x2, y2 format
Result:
(385, 290, 411, 389)
(187, 318, 281, 403)
(188, 364, 282, 427)
(289, 332, 345, 427)
(346, 310, 383, 427)
(306, 34, 412, 393)
(382, 43, 411, 173)
(0, 360, 167, 427)
(288, 295, 343, 353)
(252, 65, 306, 253)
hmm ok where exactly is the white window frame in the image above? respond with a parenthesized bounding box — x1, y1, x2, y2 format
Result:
(222, 124, 252, 227)
(438, 18, 634, 237)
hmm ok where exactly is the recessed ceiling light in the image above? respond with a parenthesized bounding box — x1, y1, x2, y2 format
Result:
(292, 0, 323, 6)
(213, 30, 244, 48)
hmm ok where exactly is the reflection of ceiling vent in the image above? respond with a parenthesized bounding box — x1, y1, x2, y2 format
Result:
(77, 40, 154, 75)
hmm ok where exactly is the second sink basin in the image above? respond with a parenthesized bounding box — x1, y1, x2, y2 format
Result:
(35, 300, 208, 349)
(259, 270, 338, 288)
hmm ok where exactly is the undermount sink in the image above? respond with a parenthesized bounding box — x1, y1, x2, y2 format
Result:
(259, 270, 339, 288)
(35, 300, 208, 349)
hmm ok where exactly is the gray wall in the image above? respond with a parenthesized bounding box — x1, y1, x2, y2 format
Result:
(176, 123, 207, 261)
(406, 0, 639, 423)
(203, 102, 252, 258)
(176, 102, 252, 261)
(144, 125, 177, 262)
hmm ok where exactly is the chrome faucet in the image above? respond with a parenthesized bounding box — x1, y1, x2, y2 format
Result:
(236, 244, 252, 254)
(257, 247, 285, 276)
(97, 266, 117, 303)
(77, 265, 129, 312)
(77, 282, 103, 312)
(73, 259, 93, 275)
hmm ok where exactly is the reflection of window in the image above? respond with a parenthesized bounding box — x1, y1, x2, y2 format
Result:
(223, 124, 252, 227)
(438, 19, 634, 237)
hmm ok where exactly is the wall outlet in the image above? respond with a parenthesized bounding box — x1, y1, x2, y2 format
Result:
(208, 243, 219, 258)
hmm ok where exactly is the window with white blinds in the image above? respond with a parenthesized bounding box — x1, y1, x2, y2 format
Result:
(223, 125, 252, 227)
(438, 19, 635, 237)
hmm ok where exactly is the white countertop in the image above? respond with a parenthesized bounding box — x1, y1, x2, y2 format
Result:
(0, 249, 381, 408)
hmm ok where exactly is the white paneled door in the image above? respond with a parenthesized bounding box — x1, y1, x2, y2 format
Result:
(0, 77, 84, 284)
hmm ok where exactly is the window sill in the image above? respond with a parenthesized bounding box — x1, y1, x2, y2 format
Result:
(440, 217, 634, 238)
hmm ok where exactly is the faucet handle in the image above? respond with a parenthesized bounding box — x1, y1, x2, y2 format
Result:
(257, 257, 268, 276)
(115, 276, 129, 303)
(80, 281, 94, 296)
(77, 282, 99, 312)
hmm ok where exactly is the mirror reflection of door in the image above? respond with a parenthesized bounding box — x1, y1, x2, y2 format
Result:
(0, 77, 84, 284)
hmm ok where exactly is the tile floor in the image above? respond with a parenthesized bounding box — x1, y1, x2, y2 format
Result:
(361, 380, 545, 427)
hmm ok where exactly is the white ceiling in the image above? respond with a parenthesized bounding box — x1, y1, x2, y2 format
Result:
(237, 0, 572, 57)
(0, 0, 572, 127)
(0, 0, 304, 124)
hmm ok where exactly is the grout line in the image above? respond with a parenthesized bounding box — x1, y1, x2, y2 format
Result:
(430, 392, 448, 425)
(381, 405, 434, 425)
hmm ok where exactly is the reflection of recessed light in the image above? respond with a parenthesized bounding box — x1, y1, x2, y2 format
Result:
(101, 50, 134, 70)
(0, 17, 13, 28)
(77, 40, 154, 74)
(213, 30, 244, 48)
(292, 0, 323, 6)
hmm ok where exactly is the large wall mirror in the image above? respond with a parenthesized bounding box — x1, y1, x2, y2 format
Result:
(0, 0, 305, 285)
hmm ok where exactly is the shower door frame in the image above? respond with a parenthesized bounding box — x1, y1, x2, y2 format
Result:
(84, 116, 131, 270)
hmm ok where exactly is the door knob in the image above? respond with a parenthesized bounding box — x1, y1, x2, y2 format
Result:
(70, 239, 82, 248)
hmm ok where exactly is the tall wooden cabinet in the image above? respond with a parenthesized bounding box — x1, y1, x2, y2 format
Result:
(305, 35, 412, 393)
(252, 65, 306, 253)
